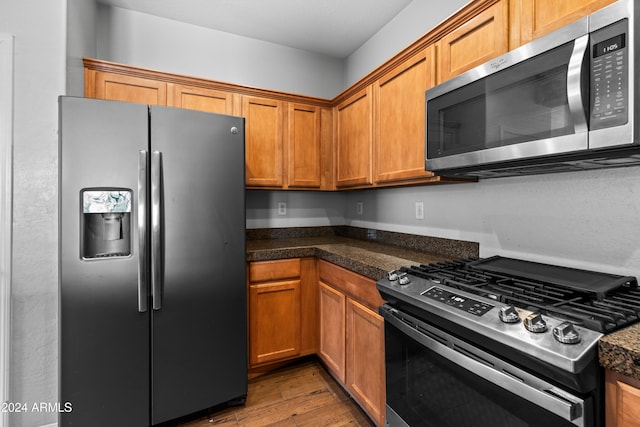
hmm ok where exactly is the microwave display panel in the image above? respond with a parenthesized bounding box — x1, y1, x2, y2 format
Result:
(593, 34, 625, 57)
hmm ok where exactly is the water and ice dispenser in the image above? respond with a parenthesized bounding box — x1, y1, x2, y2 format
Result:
(81, 190, 132, 259)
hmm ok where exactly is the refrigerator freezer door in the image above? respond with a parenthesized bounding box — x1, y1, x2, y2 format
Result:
(59, 97, 150, 426)
(149, 106, 247, 424)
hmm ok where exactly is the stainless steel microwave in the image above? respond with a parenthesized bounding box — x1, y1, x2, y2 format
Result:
(426, 0, 640, 178)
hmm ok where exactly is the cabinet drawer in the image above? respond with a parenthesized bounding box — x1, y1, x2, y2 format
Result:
(318, 260, 385, 310)
(249, 258, 301, 282)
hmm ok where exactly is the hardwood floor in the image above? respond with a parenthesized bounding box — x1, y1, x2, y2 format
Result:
(170, 358, 375, 427)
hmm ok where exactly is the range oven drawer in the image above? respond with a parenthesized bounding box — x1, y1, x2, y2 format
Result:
(381, 305, 598, 427)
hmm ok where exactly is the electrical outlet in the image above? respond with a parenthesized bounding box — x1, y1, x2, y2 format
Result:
(277, 202, 287, 216)
(415, 201, 424, 220)
(356, 201, 364, 216)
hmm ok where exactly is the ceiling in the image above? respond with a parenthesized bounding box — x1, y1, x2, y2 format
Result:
(96, 0, 414, 58)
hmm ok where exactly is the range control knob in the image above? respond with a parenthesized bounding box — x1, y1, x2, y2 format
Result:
(387, 270, 399, 281)
(523, 313, 548, 333)
(498, 306, 520, 323)
(553, 322, 581, 344)
(398, 273, 411, 285)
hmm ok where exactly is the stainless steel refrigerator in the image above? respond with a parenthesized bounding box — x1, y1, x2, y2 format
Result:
(59, 96, 247, 426)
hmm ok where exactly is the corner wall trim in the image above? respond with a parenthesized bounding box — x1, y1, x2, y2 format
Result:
(0, 33, 14, 427)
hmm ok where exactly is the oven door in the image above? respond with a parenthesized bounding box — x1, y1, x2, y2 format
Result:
(381, 305, 594, 427)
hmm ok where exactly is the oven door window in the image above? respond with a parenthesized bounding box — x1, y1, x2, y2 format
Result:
(385, 319, 585, 427)
(426, 41, 581, 160)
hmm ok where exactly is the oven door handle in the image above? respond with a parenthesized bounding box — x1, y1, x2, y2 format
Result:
(383, 307, 587, 427)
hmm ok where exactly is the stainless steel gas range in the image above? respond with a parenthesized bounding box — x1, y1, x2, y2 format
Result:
(377, 256, 640, 427)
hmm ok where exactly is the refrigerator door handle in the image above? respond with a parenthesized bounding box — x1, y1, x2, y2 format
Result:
(138, 150, 148, 313)
(151, 150, 163, 310)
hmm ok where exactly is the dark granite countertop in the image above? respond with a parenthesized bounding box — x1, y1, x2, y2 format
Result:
(246, 226, 479, 281)
(247, 236, 462, 280)
(599, 324, 640, 381)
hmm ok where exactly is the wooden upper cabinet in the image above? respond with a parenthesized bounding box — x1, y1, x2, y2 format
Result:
(437, 0, 509, 83)
(287, 103, 322, 188)
(92, 71, 167, 105)
(243, 96, 284, 188)
(518, 0, 616, 46)
(335, 87, 373, 188)
(167, 84, 233, 115)
(374, 46, 435, 184)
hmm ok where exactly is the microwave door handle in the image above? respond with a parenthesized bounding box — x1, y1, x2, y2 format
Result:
(567, 34, 589, 134)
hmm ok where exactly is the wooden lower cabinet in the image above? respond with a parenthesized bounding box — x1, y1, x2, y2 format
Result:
(247, 258, 385, 425)
(249, 279, 301, 365)
(318, 261, 386, 427)
(346, 298, 385, 427)
(319, 281, 347, 382)
(247, 258, 317, 369)
(605, 369, 640, 427)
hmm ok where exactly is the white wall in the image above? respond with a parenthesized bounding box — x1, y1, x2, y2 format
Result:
(246, 190, 346, 229)
(1, 0, 66, 426)
(344, 168, 640, 278)
(67, 0, 97, 96)
(96, 5, 344, 99)
(344, 0, 468, 86)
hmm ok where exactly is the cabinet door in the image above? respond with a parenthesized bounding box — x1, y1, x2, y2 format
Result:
(437, 0, 509, 83)
(288, 103, 322, 188)
(299, 258, 318, 356)
(346, 298, 385, 427)
(374, 47, 435, 184)
(518, 0, 616, 45)
(94, 72, 167, 105)
(318, 281, 346, 382)
(606, 369, 640, 427)
(335, 87, 373, 188)
(243, 96, 284, 187)
(248, 280, 301, 366)
(168, 84, 233, 114)
(617, 381, 640, 427)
